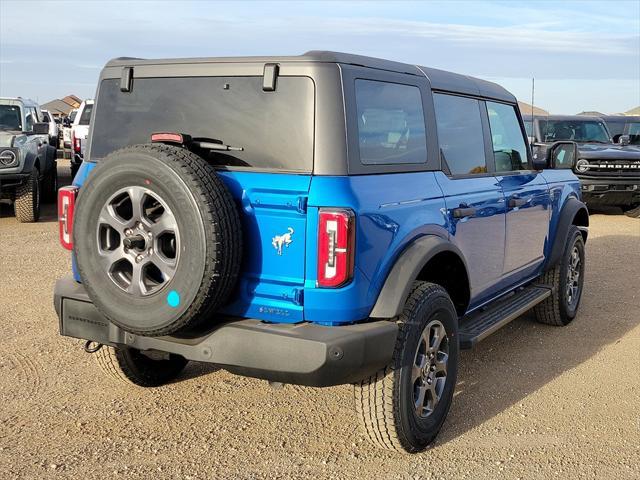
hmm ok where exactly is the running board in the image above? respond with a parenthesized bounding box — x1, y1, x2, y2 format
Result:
(459, 286, 551, 349)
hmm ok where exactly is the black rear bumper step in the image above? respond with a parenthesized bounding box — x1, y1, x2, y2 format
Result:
(54, 275, 398, 387)
(459, 285, 551, 349)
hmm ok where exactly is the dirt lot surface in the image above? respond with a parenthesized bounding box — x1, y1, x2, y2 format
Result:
(1, 160, 639, 479)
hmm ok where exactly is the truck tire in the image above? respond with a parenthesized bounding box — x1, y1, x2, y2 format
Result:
(74, 144, 242, 336)
(621, 205, 640, 218)
(355, 281, 459, 453)
(14, 169, 40, 223)
(42, 162, 58, 203)
(94, 345, 188, 387)
(534, 226, 585, 326)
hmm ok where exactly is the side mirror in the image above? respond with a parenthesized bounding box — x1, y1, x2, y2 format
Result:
(619, 134, 631, 146)
(546, 141, 578, 169)
(33, 122, 49, 135)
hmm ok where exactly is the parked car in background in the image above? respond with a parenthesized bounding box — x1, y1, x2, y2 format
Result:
(70, 99, 93, 177)
(62, 108, 77, 150)
(526, 114, 640, 216)
(0, 97, 57, 222)
(40, 109, 59, 149)
(601, 115, 640, 144)
(55, 52, 589, 453)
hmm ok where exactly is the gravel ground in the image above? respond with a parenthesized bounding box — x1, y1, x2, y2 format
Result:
(1, 160, 639, 479)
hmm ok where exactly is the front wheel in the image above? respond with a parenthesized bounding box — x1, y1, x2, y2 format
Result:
(534, 225, 585, 326)
(94, 345, 188, 387)
(14, 169, 40, 223)
(621, 205, 640, 218)
(355, 281, 459, 453)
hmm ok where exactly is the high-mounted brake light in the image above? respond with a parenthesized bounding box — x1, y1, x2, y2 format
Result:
(58, 186, 78, 250)
(317, 209, 355, 288)
(151, 132, 187, 144)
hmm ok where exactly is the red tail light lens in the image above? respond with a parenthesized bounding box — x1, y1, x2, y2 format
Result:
(72, 132, 81, 153)
(317, 209, 355, 288)
(58, 186, 78, 250)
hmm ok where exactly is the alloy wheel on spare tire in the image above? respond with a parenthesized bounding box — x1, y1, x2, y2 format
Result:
(73, 144, 242, 336)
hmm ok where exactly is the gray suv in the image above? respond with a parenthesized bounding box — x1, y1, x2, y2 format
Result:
(0, 97, 58, 222)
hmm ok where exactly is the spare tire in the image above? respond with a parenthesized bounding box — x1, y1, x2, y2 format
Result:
(73, 144, 242, 336)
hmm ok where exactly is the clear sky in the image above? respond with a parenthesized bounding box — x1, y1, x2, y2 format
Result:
(1, 0, 638, 114)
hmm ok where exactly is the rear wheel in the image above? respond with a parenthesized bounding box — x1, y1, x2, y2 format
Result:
(534, 226, 585, 326)
(42, 163, 58, 203)
(14, 169, 40, 223)
(355, 282, 459, 453)
(94, 345, 188, 387)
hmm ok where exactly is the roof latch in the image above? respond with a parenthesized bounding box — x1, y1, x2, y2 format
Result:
(262, 63, 279, 92)
(120, 66, 133, 92)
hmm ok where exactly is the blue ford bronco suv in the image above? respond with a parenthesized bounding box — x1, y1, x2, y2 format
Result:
(54, 52, 588, 453)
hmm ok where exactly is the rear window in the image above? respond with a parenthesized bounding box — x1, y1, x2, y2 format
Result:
(355, 79, 427, 165)
(79, 104, 93, 125)
(91, 76, 314, 172)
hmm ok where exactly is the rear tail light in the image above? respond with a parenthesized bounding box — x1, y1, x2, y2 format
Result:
(58, 186, 79, 250)
(317, 209, 355, 288)
(72, 132, 81, 153)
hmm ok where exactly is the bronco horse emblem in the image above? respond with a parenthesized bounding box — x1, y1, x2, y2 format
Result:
(272, 227, 294, 255)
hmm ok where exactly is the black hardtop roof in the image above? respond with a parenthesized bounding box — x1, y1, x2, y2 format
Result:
(526, 114, 607, 122)
(104, 50, 514, 102)
(600, 115, 640, 122)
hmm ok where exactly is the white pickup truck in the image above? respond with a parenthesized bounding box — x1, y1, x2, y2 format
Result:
(70, 100, 93, 177)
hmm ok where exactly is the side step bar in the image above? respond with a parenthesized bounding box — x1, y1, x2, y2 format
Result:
(459, 285, 551, 349)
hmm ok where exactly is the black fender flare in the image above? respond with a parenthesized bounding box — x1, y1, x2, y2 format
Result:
(22, 150, 39, 173)
(544, 197, 589, 271)
(369, 235, 469, 319)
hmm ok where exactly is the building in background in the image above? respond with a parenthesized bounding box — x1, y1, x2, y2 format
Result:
(40, 94, 82, 118)
(517, 100, 548, 116)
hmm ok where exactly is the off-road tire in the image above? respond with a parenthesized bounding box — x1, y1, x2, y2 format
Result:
(94, 345, 188, 387)
(14, 169, 40, 223)
(74, 143, 242, 336)
(355, 281, 459, 453)
(42, 163, 58, 203)
(534, 226, 585, 326)
(621, 205, 640, 218)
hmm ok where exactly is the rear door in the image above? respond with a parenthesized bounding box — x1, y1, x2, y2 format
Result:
(433, 93, 506, 305)
(485, 101, 550, 279)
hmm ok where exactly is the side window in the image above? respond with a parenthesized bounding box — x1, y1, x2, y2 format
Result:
(433, 93, 487, 175)
(486, 101, 529, 172)
(355, 79, 427, 165)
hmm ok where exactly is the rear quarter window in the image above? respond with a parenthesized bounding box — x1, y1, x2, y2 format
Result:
(90, 76, 314, 172)
(355, 79, 427, 165)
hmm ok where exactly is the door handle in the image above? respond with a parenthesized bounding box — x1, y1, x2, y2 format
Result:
(508, 198, 527, 208)
(452, 207, 477, 218)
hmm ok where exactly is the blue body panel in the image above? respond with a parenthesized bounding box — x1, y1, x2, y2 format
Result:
(71, 160, 581, 327)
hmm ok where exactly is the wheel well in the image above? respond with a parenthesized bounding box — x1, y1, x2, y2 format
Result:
(572, 207, 589, 241)
(415, 251, 470, 316)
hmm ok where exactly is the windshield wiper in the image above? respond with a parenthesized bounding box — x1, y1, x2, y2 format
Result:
(191, 137, 243, 152)
(192, 140, 243, 152)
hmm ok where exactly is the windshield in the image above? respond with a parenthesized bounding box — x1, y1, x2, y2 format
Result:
(523, 120, 533, 136)
(91, 76, 314, 172)
(0, 105, 22, 131)
(79, 104, 93, 125)
(539, 120, 610, 143)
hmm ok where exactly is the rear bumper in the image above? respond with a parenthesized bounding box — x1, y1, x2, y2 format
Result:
(54, 275, 397, 387)
(578, 176, 640, 206)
